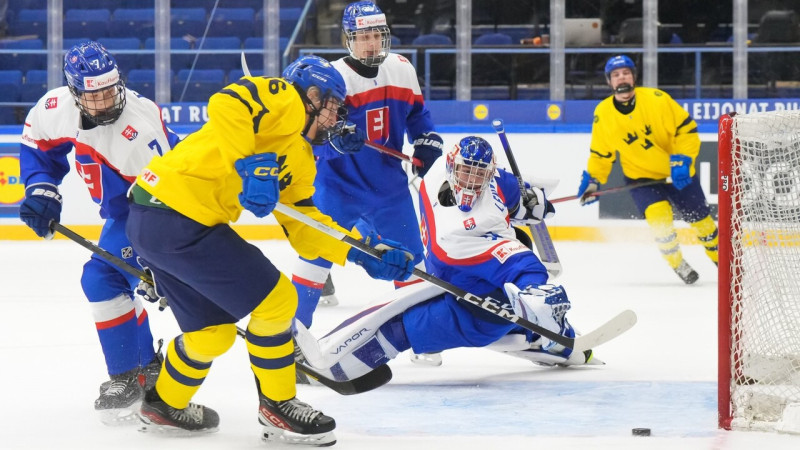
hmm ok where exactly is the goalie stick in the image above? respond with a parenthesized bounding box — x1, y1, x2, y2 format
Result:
(491, 118, 562, 278)
(550, 178, 672, 204)
(240, 53, 423, 168)
(49, 220, 390, 395)
(272, 203, 637, 352)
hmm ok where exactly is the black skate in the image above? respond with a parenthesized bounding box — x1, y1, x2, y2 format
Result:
(139, 388, 219, 435)
(95, 368, 144, 426)
(99, 339, 164, 393)
(259, 394, 336, 446)
(674, 260, 699, 284)
(319, 274, 338, 307)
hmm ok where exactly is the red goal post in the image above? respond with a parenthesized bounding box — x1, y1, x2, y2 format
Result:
(718, 111, 800, 433)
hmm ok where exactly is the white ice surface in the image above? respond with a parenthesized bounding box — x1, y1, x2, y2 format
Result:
(2, 239, 799, 449)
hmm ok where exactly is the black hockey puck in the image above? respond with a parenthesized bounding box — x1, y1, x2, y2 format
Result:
(632, 428, 651, 436)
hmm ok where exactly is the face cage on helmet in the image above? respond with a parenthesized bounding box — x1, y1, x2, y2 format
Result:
(345, 26, 391, 67)
(68, 82, 126, 125)
(308, 95, 348, 145)
(450, 158, 496, 212)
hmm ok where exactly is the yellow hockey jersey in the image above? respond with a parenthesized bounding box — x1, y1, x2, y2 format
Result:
(587, 87, 700, 184)
(135, 76, 353, 265)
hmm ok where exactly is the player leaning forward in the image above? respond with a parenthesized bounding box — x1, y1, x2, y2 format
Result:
(125, 56, 414, 445)
(294, 137, 599, 383)
(577, 55, 718, 284)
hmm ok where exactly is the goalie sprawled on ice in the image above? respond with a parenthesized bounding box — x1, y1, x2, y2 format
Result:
(295, 136, 605, 381)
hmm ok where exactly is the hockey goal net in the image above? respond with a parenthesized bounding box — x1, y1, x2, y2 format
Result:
(718, 111, 800, 432)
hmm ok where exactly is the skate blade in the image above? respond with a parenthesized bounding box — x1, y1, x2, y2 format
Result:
(409, 352, 442, 367)
(262, 425, 336, 447)
(318, 295, 339, 307)
(138, 413, 219, 436)
(96, 402, 142, 427)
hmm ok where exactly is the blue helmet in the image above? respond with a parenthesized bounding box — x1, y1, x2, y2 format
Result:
(282, 55, 348, 144)
(342, 1, 391, 67)
(604, 55, 636, 81)
(64, 41, 126, 125)
(446, 136, 497, 212)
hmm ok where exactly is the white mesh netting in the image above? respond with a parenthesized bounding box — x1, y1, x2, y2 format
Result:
(726, 110, 800, 431)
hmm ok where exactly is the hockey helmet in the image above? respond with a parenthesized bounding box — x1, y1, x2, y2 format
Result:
(282, 55, 348, 144)
(64, 41, 126, 125)
(446, 136, 497, 212)
(604, 55, 636, 81)
(342, 1, 391, 67)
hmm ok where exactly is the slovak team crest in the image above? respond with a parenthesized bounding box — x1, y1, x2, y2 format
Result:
(463, 217, 476, 230)
(44, 97, 58, 109)
(122, 125, 138, 141)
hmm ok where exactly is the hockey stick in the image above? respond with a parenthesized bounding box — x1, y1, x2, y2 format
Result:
(49, 220, 389, 395)
(491, 119, 562, 278)
(273, 203, 637, 352)
(550, 178, 671, 204)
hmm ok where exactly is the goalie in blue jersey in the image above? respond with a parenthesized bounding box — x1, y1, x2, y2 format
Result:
(290, 1, 444, 365)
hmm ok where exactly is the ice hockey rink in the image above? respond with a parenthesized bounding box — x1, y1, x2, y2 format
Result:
(3, 237, 800, 450)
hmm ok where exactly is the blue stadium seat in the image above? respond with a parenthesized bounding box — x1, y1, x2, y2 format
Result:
(411, 34, 453, 46)
(0, 39, 45, 72)
(144, 37, 193, 71)
(65, 0, 122, 11)
(64, 9, 110, 40)
(194, 37, 241, 72)
(9, 9, 48, 40)
(22, 70, 48, 103)
(171, 8, 206, 38)
(473, 32, 513, 46)
(208, 8, 255, 41)
(97, 37, 142, 71)
(126, 69, 174, 100)
(110, 9, 154, 40)
(242, 37, 288, 70)
(279, 8, 302, 38)
(173, 69, 225, 102)
(0, 70, 23, 102)
(228, 69, 265, 82)
(17, 0, 46, 8)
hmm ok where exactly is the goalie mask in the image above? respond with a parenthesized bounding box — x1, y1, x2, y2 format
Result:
(282, 55, 348, 145)
(446, 136, 497, 212)
(64, 41, 126, 125)
(342, 1, 391, 67)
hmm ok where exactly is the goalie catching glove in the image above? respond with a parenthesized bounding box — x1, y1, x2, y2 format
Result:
(135, 257, 168, 311)
(504, 283, 575, 354)
(235, 153, 280, 217)
(511, 185, 554, 225)
(347, 233, 415, 281)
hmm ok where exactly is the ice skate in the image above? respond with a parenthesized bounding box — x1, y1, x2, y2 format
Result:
(139, 388, 219, 435)
(674, 260, 699, 284)
(140, 339, 165, 390)
(259, 394, 336, 446)
(94, 368, 144, 426)
(319, 275, 339, 307)
(409, 351, 443, 367)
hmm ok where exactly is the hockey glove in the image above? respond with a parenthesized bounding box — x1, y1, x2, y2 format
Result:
(670, 154, 692, 190)
(412, 132, 444, 178)
(330, 123, 366, 154)
(347, 233, 415, 281)
(512, 186, 555, 224)
(577, 170, 600, 206)
(19, 183, 62, 239)
(504, 283, 574, 353)
(135, 258, 168, 311)
(235, 153, 280, 218)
